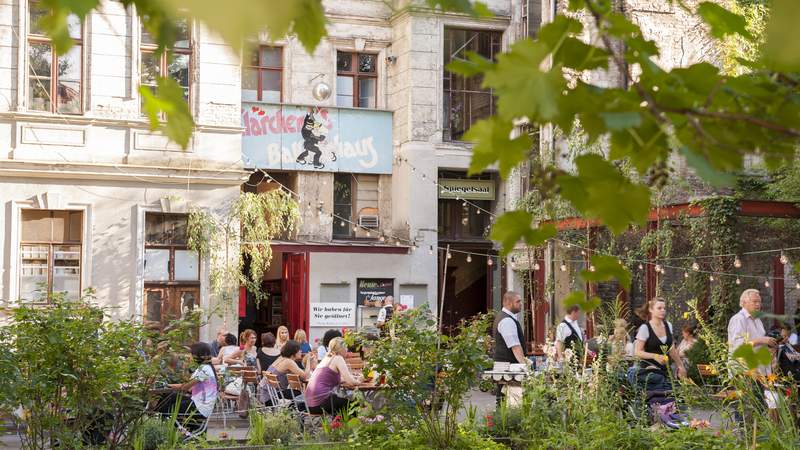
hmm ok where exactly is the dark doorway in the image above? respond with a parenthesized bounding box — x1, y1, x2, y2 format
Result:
(439, 249, 491, 334)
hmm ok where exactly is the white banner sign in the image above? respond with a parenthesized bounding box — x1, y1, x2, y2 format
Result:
(309, 302, 356, 327)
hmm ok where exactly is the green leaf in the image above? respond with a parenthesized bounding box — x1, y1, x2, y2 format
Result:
(483, 40, 566, 121)
(764, 0, 800, 71)
(580, 255, 632, 291)
(556, 154, 651, 234)
(537, 15, 583, 51)
(154, 0, 327, 55)
(426, 0, 493, 17)
(35, 0, 99, 54)
(446, 51, 493, 78)
(732, 343, 772, 370)
(697, 2, 753, 41)
(464, 117, 532, 178)
(562, 291, 602, 314)
(599, 111, 641, 131)
(139, 77, 194, 149)
(555, 38, 610, 71)
(489, 212, 556, 255)
(679, 146, 735, 187)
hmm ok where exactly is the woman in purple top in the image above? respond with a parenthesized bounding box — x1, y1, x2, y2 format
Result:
(305, 337, 359, 414)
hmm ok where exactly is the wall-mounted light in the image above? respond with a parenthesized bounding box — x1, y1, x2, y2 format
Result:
(310, 74, 331, 101)
(386, 55, 397, 65)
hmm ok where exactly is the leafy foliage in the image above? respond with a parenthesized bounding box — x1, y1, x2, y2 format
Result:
(188, 189, 300, 306)
(580, 254, 632, 291)
(0, 290, 203, 449)
(368, 307, 491, 449)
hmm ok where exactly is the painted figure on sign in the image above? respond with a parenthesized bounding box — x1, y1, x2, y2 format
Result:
(296, 113, 329, 169)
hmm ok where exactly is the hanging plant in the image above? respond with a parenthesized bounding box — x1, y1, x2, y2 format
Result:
(187, 189, 300, 310)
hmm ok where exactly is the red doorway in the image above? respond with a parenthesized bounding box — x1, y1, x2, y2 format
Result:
(282, 252, 309, 335)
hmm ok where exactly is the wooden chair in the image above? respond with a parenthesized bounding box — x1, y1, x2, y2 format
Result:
(264, 371, 293, 411)
(287, 373, 322, 431)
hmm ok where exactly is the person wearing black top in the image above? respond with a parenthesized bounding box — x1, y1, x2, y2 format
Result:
(493, 291, 530, 405)
(633, 298, 686, 391)
(257, 332, 280, 373)
(555, 305, 584, 362)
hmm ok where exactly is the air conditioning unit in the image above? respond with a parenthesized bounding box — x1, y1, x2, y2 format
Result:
(358, 215, 379, 229)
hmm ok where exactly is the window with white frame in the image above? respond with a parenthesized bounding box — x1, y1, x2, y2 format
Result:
(19, 209, 83, 302)
(143, 213, 199, 328)
(140, 18, 192, 112)
(27, 0, 82, 114)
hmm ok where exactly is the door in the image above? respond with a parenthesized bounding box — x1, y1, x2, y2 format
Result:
(282, 252, 308, 334)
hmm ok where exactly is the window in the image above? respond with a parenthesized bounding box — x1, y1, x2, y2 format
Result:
(336, 52, 377, 108)
(27, 1, 82, 114)
(19, 210, 83, 302)
(333, 173, 354, 238)
(242, 46, 282, 102)
(140, 19, 191, 112)
(144, 213, 199, 328)
(443, 29, 502, 140)
(438, 199, 491, 240)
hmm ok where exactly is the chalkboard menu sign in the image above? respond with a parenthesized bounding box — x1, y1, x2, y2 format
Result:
(356, 278, 394, 306)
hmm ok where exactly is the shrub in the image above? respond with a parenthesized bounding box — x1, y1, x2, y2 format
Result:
(132, 417, 170, 450)
(251, 410, 300, 445)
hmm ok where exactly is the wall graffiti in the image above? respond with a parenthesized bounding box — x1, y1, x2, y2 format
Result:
(242, 103, 393, 174)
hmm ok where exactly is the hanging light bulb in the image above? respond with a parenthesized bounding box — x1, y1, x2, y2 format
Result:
(709, 275, 715, 282)
(765, 279, 770, 288)
(476, 209, 481, 215)
(734, 257, 742, 268)
(461, 217, 469, 226)
(366, 230, 371, 237)
(560, 263, 567, 272)
(446, 252, 452, 259)
(533, 262, 540, 271)
(735, 278, 741, 285)
(340, 220, 345, 227)
(684, 271, 689, 279)
(487, 258, 494, 266)
(780, 252, 789, 265)
(692, 262, 700, 272)
(638, 264, 644, 270)
(795, 282, 800, 289)
(589, 265, 596, 272)
(655, 264, 662, 273)
(396, 240, 402, 246)
(580, 250, 586, 256)
(462, 201, 468, 207)
(466, 255, 472, 263)
(379, 235, 386, 243)
(353, 225, 359, 232)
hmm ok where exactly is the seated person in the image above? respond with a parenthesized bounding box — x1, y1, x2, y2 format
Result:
(317, 329, 343, 361)
(305, 337, 360, 415)
(266, 340, 315, 400)
(212, 333, 242, 365)
(155, 342, 218, 432)
(257, 332, 281, 373)
(775, 323, 800, 382)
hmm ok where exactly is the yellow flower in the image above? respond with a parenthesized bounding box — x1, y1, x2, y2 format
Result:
(709, 365, 718, 375)
(683, 312, 690, 319)
(766, 373, 778, 385)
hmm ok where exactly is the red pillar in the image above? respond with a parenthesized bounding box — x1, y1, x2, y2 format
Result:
(645, 221, 657, 302)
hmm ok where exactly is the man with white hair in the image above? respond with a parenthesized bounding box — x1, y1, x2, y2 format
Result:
(728, 289, 778, 414)
(728, 289, 777, 358)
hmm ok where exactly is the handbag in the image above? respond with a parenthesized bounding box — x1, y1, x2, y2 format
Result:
(224, 377, 243, 396)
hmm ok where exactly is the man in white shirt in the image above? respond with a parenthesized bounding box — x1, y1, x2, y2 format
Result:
(555, 305, 583, 362)
(728, 289, 777, 374)
(493, 291, 531, 405)
(728, 289, 778, 414)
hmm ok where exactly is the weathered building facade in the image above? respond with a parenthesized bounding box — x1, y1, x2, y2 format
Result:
(0, 0, 244, 337)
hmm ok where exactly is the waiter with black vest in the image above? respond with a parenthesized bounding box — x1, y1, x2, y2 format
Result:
(493, 291, 530, 405)
(555, 304, 584, 362)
